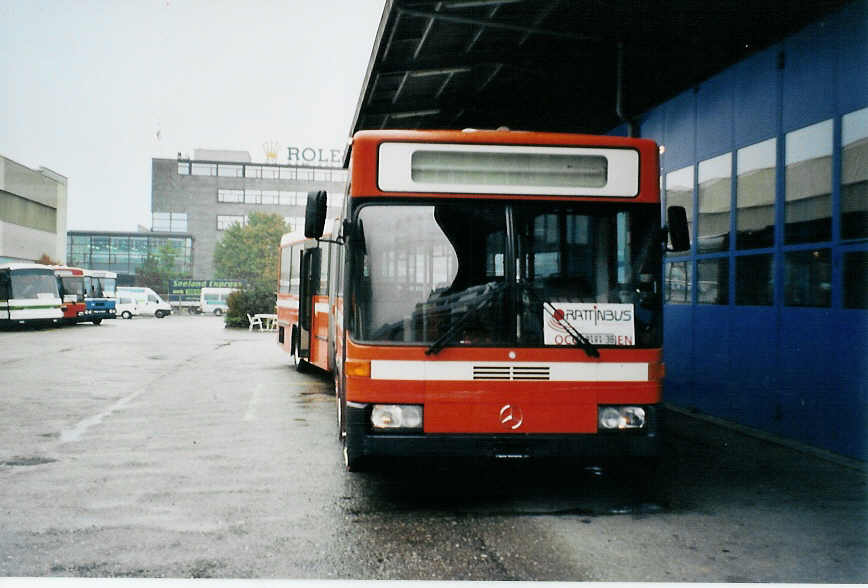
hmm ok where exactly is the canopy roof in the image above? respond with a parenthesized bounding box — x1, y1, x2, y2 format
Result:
(349, 0, 849, 143)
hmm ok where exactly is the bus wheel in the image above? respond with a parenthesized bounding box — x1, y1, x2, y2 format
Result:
(92, 318, 102, 326)
(343, 440, 367, 473)
(336, 391, 345, 440)
(290, 326, 298, 367)
(214, 308, 223, 316)
(121, 311, 132, 319)
(341, 403, 367, 472)
(290, 326, 309, 373)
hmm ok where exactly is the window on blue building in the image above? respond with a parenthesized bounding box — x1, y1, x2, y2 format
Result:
(665, 166, 694, 255)
(785, 120, 833, 244)
(843, 251, 867, 309)
(784, 249, 831, 307)
(735, 254, 774, 306)
(697, 258, 728, 305)
(697, 153, 731, 253)
(665, 261, 692, 304)
(736, 138, 776, 250)
(841, 107, 868, 240)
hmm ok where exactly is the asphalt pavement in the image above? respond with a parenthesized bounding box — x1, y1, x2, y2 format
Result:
(0, 315, 865, 581)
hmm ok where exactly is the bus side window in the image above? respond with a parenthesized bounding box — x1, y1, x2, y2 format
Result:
(0, 273, 8, 300)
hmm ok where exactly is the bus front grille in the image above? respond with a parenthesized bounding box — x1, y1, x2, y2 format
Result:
(472, 365, 551, 381)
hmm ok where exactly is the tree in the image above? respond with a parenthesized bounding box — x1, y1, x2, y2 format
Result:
(213, 212, 287, 287)
(36, 253, 61, 265)
(136, 243, 182, 297)
(224, 282, 276, 328)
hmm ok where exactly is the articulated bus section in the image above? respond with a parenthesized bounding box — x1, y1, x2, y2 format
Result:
(277, 221, 338, 373)
(278, 129, 689, 471)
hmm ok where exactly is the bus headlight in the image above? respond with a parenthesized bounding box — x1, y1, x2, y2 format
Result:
(598, 406, 646, 430)
(371, 404, 423, 430)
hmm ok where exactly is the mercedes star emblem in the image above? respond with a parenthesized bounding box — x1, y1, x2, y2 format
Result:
(499, 403, 524, 430)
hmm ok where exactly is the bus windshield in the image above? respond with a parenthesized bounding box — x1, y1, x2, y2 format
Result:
(99, 278, 116, 297)
(351, 201, 662, 348)
(60, 277, 86, 300)
(11, 270, 59, 299)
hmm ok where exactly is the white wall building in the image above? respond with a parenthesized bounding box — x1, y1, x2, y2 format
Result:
(0, 155, 68, 264)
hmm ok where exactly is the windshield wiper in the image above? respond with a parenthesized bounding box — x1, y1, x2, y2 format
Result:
(425, 282, 505, 355)
(517, 280, 600, 358)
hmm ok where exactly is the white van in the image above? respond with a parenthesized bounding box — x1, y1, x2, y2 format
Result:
(199, 287, 235, 316)
(116, 287, 172, 318)
(115, 295, 138, 319)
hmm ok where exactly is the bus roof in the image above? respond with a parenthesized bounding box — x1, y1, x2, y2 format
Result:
(84, 269, 117, 278)
(0, 262, 58, 272)
(349, 129, 660, 204)
(50, 265, 85, 276)
(353, 128, 659, 147)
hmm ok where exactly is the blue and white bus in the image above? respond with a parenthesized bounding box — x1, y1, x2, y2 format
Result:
(83, 269, 117, 324)
(0, 263, 63, 328)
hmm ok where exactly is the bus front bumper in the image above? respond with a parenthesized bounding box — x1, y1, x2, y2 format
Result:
(345, 403, 662, 462)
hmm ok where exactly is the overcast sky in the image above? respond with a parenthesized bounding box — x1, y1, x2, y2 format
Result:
(0, 0, 386, 231)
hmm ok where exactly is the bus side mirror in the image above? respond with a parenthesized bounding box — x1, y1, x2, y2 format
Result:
(667, 205, 690, 252)
(304, 191, 328, 239)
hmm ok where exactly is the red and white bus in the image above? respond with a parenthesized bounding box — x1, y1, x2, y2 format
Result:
(51, 265, 88, 324)
(289, 129, 689, 471)
(277, 220, 339, 373)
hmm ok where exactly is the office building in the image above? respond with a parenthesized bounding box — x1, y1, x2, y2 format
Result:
(151, 150, 346, 279)
(66, 230, 193, 286)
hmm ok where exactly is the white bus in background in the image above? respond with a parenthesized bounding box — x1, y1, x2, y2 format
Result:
(115, 286, 172, 318)
(199, 287, 236, 316)
(0, 263, 63, 327)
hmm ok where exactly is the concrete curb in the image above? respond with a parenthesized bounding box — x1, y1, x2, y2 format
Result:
(664, 403, 867, 473)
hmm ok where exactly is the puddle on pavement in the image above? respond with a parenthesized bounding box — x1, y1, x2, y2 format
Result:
(2, 456, 58, 467)
(340, 460, 669, 518)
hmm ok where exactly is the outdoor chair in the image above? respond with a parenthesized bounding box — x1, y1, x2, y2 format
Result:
(247, 313, 263, 331)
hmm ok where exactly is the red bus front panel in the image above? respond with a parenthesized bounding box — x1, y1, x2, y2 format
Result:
(345, 341, 662, 435)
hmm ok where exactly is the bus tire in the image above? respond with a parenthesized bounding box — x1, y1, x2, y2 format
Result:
(290, 326, 310, 373)
(336, 391, 345, 440)
(290, 325, 299, 367)
(214, 308, 223, 316)
(92, 318, 102, 326)
(340, 398, 368, 472)
(121, 311, 132, 319)
(343, 438, 368, 472)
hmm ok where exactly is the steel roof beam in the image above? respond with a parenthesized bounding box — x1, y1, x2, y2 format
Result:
(394, 6, 599, 41)
(464, 4, 501, 53)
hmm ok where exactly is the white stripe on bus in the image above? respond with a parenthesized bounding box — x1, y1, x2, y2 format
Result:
(369, 360, 649, 382)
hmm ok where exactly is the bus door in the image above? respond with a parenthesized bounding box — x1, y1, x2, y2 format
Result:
(0, 271, 10, 321)
(297, 246, 321, 360)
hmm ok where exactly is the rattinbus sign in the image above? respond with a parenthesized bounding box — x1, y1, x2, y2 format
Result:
(543, 302, 635, 346)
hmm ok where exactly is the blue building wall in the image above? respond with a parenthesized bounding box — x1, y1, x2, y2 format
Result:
(633, 1, 867, 460)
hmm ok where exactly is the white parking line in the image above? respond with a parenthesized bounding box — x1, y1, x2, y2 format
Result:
(59, 388, 145, 444)
(243, 384, 261, 422)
